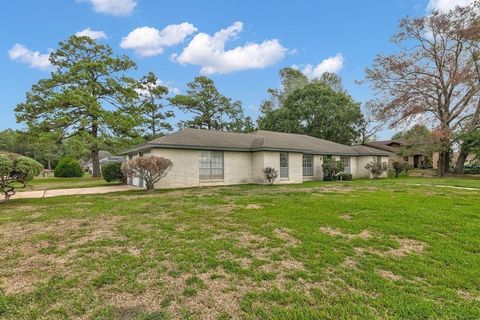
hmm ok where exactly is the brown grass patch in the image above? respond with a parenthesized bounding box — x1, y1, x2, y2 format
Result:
(273, 228, 301, 246)
(319, 227, 373, 240)
(387, 237, 426, 257)
(245, 204, 263, 210)
(376, 269, 402, 281)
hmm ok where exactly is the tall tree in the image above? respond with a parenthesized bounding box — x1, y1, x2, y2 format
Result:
(15, 35, 141, 177)
(169, 76, 253, 132)
(137, 72, 174, 139)
(258, 82, 363, 145)
(365, 3, 480, 176)
(258, 69, 363, 145)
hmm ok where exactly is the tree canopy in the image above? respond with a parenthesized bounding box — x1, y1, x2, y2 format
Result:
(258, 68, 363, 145)
(364, 2, 480, 175)
(169, 76, 254, 132)
(15, 35, 143, 177)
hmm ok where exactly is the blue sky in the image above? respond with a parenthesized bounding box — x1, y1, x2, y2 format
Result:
(0, 0, 462, 138)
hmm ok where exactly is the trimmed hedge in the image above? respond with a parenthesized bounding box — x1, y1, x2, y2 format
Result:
(54, 157, 83, 178)
(337, 172, 353, 181)
(101, 162, 126, 183)
(464, 165, 480, 175)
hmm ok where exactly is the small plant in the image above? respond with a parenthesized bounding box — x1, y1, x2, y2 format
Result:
(392, 161, 406, 178)
(122, 156, 173, 191)
(337, 172, 353, 181)
(365, 159, 388, 178)
(54, 157, 83, 178)
(322, 158, 345, 181)
(1, 152, 43, 203)
(263, 167, 279, 185)
(101, 162, 126, 184)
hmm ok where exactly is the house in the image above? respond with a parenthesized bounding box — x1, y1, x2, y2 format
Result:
(363, 140, 427, 168)
(120, 128, 391, 189)
(85, 151, 124, 175)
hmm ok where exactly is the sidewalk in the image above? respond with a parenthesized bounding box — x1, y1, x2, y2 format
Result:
(12, 185, 138, 200)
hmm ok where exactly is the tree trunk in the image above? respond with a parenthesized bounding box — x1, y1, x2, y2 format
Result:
(47, 159, 51, 170)
(438, 151, 448, 177)
(91, 147, 101, 178)
(454, 151, 468, 174)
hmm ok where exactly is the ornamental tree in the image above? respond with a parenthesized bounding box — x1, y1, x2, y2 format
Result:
(122, 156, 172, 191)
(0, 153, 43, 203)
(365, 160, 388, 179)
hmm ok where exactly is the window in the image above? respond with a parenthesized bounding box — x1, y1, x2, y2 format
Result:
(303, 154, 314, 176)
(199, 151, 224, 180)
(403, 156, 409, 162)
(280, 152, 289, 178)
(340, 156, 350, 173)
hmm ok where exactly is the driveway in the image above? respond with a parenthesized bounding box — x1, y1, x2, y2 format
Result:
(11, 185, 138, 200)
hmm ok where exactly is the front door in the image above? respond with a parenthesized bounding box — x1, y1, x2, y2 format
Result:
(413, 155, 420, 168)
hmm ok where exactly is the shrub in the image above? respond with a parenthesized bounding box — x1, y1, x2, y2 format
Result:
(365, 160, 388, 178)
(263, 167, 279, 185)
(122, 156, 172, 191)
(1, 152, 43, 203)
(101, 162, 126, 183)
(337, 172, 353, 181)
(54, 157, 83, 178)
(464, 165, 480, 175)
(322, 158, 344, 181)
(392, 161, 406, 178)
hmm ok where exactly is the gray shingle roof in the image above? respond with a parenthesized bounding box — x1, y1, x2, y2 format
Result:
(120, 128, 392, 156)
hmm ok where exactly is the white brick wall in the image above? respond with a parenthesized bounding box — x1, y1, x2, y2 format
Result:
(127, 148, 388, 189)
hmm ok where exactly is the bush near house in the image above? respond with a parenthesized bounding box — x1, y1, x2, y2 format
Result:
(365, 160, 388, 178)
(122, 156, 172, 191)
(263, 167, 279, 185)
(337, 172, 353, 181)
(101, 162, 126, 184)
(322, 158, 344, 181)
(0, 152, 43, 202)
(54, 157, 83, 178)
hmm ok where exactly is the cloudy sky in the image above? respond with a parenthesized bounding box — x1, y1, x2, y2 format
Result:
(0, 0, 473, 138)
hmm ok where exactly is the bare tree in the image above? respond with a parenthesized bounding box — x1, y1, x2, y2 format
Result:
(365, 2, 480, 176)
(359, 101, 385, 144)
(122, 156, 173, 191)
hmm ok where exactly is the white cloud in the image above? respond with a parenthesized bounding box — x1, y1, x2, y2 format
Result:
(75, 28, 108, 40)
(120, 23, 197, 57)
(427, 0, 475, 12)
(297, 53, 344, 79)
(172, 21, 287, 74)
(81, 0, 136, 16)
(8, 44, 51, 70)
(136, 79, 180, 96)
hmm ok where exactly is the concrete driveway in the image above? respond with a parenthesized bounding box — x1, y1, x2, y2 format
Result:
(11, 185, 138, 200)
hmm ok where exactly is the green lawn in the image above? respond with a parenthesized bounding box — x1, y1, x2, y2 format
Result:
(0, 177, 479, 319)
(16, 174, 111, 192)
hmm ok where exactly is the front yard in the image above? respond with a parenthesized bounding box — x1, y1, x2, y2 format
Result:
(0, 177, 479, 319)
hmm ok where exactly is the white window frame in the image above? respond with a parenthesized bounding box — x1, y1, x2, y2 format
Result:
(199, 151, 224, 181)
(280, 152, 289, 179)
(340, 156, 351, 174)
(303, 154, 314, 177)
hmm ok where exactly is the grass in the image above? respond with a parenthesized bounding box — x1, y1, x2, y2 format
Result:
(0, 177, 479, 319)
(16, 174, 112, 192)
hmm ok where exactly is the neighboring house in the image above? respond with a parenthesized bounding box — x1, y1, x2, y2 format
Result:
(363, 140, 427, 168)
(120, 128, 391, 189)
(85, 151, 124, 175)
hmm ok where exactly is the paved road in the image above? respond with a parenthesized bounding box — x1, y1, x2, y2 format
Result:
(11, 185, 139, 200)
